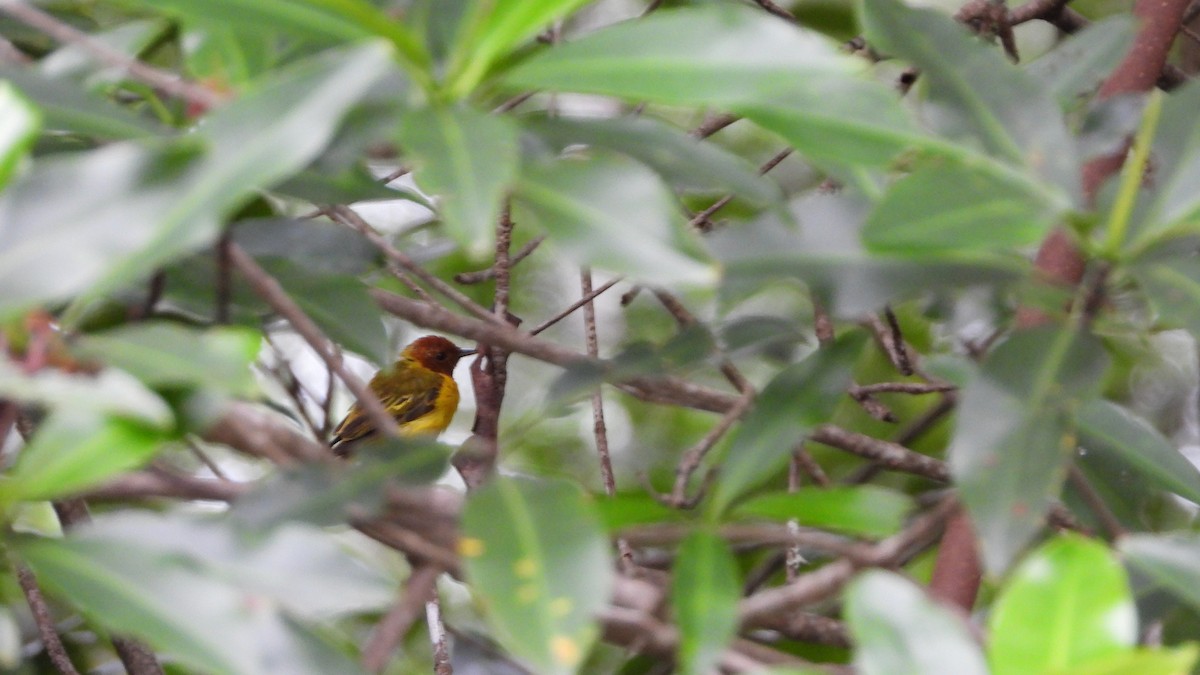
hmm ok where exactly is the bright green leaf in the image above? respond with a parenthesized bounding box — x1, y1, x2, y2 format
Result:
(672, 530, 740, 675)
(514, 153, 714, 285)
(708, 333, 863, 516)
(461, 477, 613, 675)
(950, 328, 1109, 574)
(0, 82, 39, 190)
(1056, 646, 1199, 675)
(6, 411, 168, 503)
(989, 534, 1135, 675)
(75, 322, 261, 396)
(1077, 399, 1200, 504)
(735, 486, 913, 538)
(397, 105, 519, 258)
(845, 570, 988, 675)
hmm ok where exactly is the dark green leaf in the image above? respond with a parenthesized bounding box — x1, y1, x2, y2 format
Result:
(514, 153, 714, 284)
(1077, 399, 1200, 504)
(397, 105, 519, 257)
(708, 333, 863, 515)
(75, 322, 261, 396)
(233, 218, 378, 276)
(461, 477, 612, 675)
(267, 261, 389, 364)
(0, 65, 167, 139)
(864, 163, 1061, 253)
(989, 534, 1134, 675)
(524, 116, 781, 205)
(672, 530, 740, 675)
(735, 486, 913, 538)
(1120, 533, 1200, 613)
(949, 328, 1110, 574)
(6, 411, 167, 504)
(861, 0, 1078, 198)
(845, 570, 988, 675)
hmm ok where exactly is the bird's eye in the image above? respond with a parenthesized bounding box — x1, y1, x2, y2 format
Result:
(435, 351, 448, 361)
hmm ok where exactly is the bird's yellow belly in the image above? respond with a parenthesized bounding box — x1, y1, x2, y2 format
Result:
(399, 378, 460, 436)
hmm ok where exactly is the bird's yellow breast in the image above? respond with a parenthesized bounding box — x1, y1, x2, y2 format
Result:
(399, 375, 459, 436)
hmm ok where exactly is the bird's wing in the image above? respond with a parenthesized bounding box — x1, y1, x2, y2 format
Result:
(330, 380, 442, 447)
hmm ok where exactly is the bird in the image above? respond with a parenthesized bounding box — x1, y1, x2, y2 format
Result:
(330, 335, 474, 456)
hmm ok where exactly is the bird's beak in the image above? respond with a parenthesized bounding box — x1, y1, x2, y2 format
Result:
(459, 348, 477, 357)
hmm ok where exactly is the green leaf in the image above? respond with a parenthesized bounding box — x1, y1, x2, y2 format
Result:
(397, 105, 519, 258)
(861, 0, 1078, 198)
(503, 5, 921, 166)
(0, 359, 171, 428)
(0, 66, 166, 139)
(735, 486, 913, 538)
(864, 163, 1061, 253)
(708, 333, 863, 516)
(5, 411, 168, 503)
(232, 217, 379, 276)
(0, 44, 393, 321)
(1132, 253, 1200, 333)
(75, 322, 261, 396)
(461, 476, 613, 675)
(446, 0, 593, 97)
(594, 493, 686, 531)
(672, 530, 740, 675)
(1134, 82, 1200, 245)
(524, 115, 782, 205)
(0, 82, 39, 190)
(267, 261, 389, 364)
(949, 327, 1110, 574)
(1120, 533, 1200, 613)
(1056, 646, 1199, 675)
(514, 153, 714, 285)
(1024, 17, 1136, 108)
(1077, 399, 1200, 504)
(845, 570, 988, 675)
(989, 534, 1134, 675)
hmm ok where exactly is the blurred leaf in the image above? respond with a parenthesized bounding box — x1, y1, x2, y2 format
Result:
(0, 44, 393, 321)
(845, 570, 988, 675)
(734, 486, 913, 538)
(0, 606, 17, 670)
(1120, 533, 1200, 613)
(0, 82, 38, 190)
(0, 65, 167, 139)
(397, 105, 518, 258)
(864, 163, 1061, 253)
(75, 321, 261, 396)
(861, 0, 1078, 199)
(1025, 17, 1136, 107)
(39, 19, 169, 87)
(0, 359, 171, 428)
(595, 493, 686, 531)
(989, 534, 1135, 675)
(514, 153, 714, 284)
(233, 218, 378, 276)
(1135, 82, 1200, 246)
(710, 192, 1027, 317)
(708, 333, 863, 516)
(1132, 253, 1200, 334)
(274, 167, 424, 206)
(1056, 646, 1199, 675)
(266, 260, 389, 364)
(503, 4, 921, 166)
(1077, 399, 1200, 504)
(182, 25, 275, 86)
(461, 476, 612, 675)
(672, 530, 739, 675)
(5, 411, 167, 503)
(950, 328, 1110, 574)
(446, 0, 593, 97)
(232, 438, 449, 529)
(525, 116, 781, 205)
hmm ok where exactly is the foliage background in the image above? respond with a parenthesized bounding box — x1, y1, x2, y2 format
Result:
(4, 0, 1200, 673)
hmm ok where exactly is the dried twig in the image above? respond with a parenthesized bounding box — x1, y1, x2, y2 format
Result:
(362, 566, 441, 673)
(12, 561, 81, 675)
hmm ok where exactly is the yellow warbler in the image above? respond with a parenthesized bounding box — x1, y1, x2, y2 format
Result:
(330, 335, 473, 455)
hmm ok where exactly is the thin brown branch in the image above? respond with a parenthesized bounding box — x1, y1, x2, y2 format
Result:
(454, 236, 545, 284)
(810, 425, 950, 481)
(690, 113, 739, 139)
(362, 566, 441, 673)
(651, 288, 752, 393)
(581, 269, 618, 497)
(690, 148, 792, 230)
(528, 277, 623, 336)
(228, 243, 399, 444)
(427, 596, 453, 675)
(670, 391, 755, 505)
(81, 469, 248, 502)
(12, 561, 81, 675)
(1067, 465, 1126, 538)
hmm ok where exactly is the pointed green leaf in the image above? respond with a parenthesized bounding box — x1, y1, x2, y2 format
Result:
(5, 411, 168, 503)
(672, 531, 740, 675)
(0, 66, 166, 139)
(1120, 533, 1200, 613)
(845, 570, 988, 675)
(397, 105, 518, 258)
(75, 322, 261, 396)
(735, 486, 913, 538)
(708, 333, 863, 515)
(461, 477, 613, 675)
(950, 327, 1109, 574)
(989, 534, 1135, 675)
(514, 153, 714, 284)
(1077, 399, 1200, 504)
(0, 82, 39, 190)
